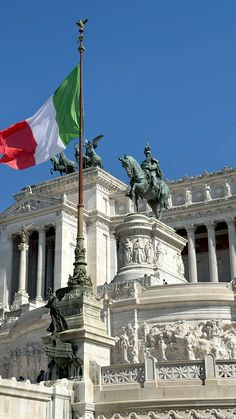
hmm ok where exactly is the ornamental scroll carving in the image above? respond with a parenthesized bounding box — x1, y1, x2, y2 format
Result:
(96, 409, 236, 419)
(113, 319, 236, 364)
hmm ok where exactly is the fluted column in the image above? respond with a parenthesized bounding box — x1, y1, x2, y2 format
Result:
(13, 229, 30, 307)
(186, 225, 198, 283)
(18, 241, 29, 293)
(206, 221, 218, 283)
(226, 218, 236, 281)
(36, 227, 46, 301)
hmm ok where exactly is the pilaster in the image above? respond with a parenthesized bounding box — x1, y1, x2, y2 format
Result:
(54, 212, 76, 291)
(226, 218, 236, 281)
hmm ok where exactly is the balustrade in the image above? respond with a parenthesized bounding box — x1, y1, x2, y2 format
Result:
(101, 364, 145, 385)
(101, 357, 236, 386)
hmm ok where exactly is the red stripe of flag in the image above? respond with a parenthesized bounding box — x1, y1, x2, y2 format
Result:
(0, 121, 37, 169)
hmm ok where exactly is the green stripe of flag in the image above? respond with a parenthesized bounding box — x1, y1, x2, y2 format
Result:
(53, 64, 81, 145)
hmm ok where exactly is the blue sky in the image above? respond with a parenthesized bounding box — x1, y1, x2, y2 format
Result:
(1, 1, 236, 211)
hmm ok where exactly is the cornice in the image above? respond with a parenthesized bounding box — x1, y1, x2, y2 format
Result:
(13, 168, 127, 202)
(167, 166, 236, 188)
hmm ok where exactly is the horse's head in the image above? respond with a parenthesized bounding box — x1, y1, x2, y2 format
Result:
(119, 155, 135, 178)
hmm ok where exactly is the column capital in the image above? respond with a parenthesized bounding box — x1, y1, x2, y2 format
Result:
(186, 224, 196, 234)
(18, 242, 29, 252)
(225, 217, 235, 226)
(205, 220, 216, 230)
(36, 225, 47, 234)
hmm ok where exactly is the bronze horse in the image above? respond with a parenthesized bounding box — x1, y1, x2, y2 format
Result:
(50, 151, 76, 176)
(119, 155, 169, 219)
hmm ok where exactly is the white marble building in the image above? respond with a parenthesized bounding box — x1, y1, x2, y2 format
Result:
(0, 166, 236, 309)
(0, 166, 236, 418)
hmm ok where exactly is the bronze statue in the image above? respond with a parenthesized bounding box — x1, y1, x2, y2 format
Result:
(141, 143, 163, 183)
(119, 144, 169, 219)
(45, 288, 68, 333)
(50, 151, 76, 176)
(75, 135, 104, 169)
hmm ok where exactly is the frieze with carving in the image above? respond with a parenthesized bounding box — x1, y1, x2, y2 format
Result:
(118, 238, 157, 268)
(0, 316, 19, 334)
(96, 408, 236, 419)
(113, 320, 236, 364)
(0, 341, 47, 381)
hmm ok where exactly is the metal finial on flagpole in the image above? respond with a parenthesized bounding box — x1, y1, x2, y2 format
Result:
(68, 18, 92, 289)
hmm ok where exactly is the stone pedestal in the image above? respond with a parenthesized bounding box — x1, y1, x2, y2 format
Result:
(43, 286, 115, 418)
(113, 213, 187, 284)
(12, 291, 29, 307)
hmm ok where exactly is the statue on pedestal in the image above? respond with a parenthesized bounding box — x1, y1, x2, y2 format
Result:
(119, 144, 169, 219)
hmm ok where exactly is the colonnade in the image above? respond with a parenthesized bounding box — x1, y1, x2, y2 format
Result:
(12, 226, 55, 306)
(184, 218, 236, 283)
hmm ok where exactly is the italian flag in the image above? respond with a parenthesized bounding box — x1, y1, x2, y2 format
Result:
(0, 65, 80, 170)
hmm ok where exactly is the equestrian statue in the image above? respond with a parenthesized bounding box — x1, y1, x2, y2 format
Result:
(119, 144, 169, 219)
(75, 135, 104, 169)
(50, 151, 76, 176)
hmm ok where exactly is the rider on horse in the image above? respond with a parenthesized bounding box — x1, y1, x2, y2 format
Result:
(141, 143, 163, 198)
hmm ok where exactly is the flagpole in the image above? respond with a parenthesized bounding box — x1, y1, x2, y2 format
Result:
(68, 18, 92, 289)
(77, 18, 86, 240)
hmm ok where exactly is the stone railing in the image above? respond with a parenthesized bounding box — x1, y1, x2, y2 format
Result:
(155, 360, 204, 381)
(100, 355, 236, 386)
(216, 359, 236, 379)
(101, 364, 145, 385)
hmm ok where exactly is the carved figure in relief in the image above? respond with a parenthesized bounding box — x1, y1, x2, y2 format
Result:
(185, 188, 192, 205)
(167, 193, 172, 208)
(225, 180, 232, 198)
(114, 320, 236, 364)
(133, 239, 145, 264)
(126, 323, 136, 347)
(175, 251, 185, 277)
(123, 238, 133, 264)
(117, 240, 124, 268)
(184, 332, 196, 360)
(200, 320, 218, 340)
(155, 240, 164, 266)
(145, 240, 154, 264)
(225, 335, 236, 358)
(118, 328, 130, 364)
(128, 346, 139, 364)
(138, 322, 149, 341)
(158, 334, 167, 361)
(204, 184, 211, 201)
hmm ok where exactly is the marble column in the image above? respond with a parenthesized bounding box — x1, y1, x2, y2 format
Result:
(18, 241, 29, 293)
(14, 235, 30, 306)
(206, 221, 218, 283)
(186, 225, 198, 283)
(0, 227, 13, 308)
(36, 227, 46, 301)
(226, 218, 236, 281)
